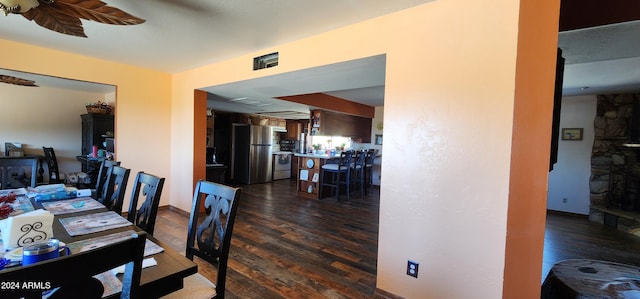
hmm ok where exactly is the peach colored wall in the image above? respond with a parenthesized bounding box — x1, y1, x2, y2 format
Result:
(1, 39, 173, 212)
(171, 1, 558, 298)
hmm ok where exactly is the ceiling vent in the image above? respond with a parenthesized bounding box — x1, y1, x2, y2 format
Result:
(253, 52, 279, 70)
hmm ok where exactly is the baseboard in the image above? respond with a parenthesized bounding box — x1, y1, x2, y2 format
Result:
(374, 288, 404, 299)
(546, 209, 589, 219)
(164, 205, 190, 217)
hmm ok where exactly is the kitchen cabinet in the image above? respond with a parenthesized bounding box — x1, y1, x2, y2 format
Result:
(269, 118, 286, 127)
(286, 119, 310, 139)
(81, 113, 114, 157)
(206, 164, 227, 184)
(310, 109, 372, 142)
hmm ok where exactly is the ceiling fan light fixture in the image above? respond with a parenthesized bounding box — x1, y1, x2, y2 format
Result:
(0, 0, 39, 15)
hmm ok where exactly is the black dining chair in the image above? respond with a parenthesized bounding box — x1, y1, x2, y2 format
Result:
(0, 157, 38, 189)
(92, 160, 120, 199)
(320, 150, 353, 201)
(0, 232, 146, 299)
(160, 180, 241, 299)
(42, 147, 64, 184)
(127, 171, 165, 235)
(99, 165, 131, 215)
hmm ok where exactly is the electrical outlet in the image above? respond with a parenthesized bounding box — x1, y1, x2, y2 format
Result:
(407, 260, 419, 278)
(562, 198, 568, 203)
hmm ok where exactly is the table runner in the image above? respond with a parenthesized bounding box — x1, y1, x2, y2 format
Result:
(59, 211, 131, 236)
(41, 197, 105, 215)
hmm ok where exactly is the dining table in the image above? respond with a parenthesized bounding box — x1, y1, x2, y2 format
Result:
(0, 188, 197, 298)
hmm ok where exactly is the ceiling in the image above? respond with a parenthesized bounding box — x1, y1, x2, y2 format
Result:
(1, 0, 640, 118)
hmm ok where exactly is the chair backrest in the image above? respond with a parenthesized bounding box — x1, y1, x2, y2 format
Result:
(187, 180, 241, 298)
(0, 232, 146, 299)
(354, 150, 367, 168)
(365, 149, 376, 167)
(0, 157, 37, 189)
(127, 172, 165, 235)
(100, 165, 131, 214)
(338, 150, 354, 170)
(42, 147, 62, 183)
(95, 160, 121, 197)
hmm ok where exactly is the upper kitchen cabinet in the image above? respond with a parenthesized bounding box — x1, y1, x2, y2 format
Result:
(286, 119, 310, 140)
(310, 109, 372, 142)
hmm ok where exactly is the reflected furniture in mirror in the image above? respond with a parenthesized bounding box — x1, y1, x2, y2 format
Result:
(76, 156, 105, 186)
(0, 157, 37, 189)
(42, 147, 64, 184)
(81, 113, 113, 158)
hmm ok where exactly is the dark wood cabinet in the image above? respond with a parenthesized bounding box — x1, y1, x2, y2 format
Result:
(81, 114, 114, 157)
(310, 109, 372, 142)
(285, 119, 310, 140)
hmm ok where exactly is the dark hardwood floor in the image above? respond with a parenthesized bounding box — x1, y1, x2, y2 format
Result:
(155, 179, 380, 299)
(542, 211, 640, 281)
(154, 179, 640, 297)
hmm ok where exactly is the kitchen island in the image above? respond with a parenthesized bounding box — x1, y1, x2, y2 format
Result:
(294, 153, 339, 199)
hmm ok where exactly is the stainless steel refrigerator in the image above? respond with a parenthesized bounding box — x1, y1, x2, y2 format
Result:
(232, 124, 273, 184)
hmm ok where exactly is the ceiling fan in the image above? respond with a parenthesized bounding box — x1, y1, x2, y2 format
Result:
(0, 0, 145, 37)
(0, 75, 38, 87)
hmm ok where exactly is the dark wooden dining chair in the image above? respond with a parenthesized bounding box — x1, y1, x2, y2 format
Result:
(99, 165, 131, 215)
(160, 180, 241, 299)
(320, 150, 353, 201)
(42, 147, 64, 184)
(0, 232, 146, 299)
(127, 171, 165, 235)
(92, 160, 120, 199)
(0, 157, 37, 189)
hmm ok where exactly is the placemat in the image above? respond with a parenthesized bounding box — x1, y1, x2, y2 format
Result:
(41, 197, 105, 215)
(59, 211, 131, 236)
(8, 197, 35, 216)
(66, 230, 164, 257)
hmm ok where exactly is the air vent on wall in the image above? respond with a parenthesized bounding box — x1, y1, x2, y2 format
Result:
(253, 52, 279, 70)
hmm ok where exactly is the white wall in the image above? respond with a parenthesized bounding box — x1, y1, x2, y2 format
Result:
(0, 83, 112, 179)
(547, 95, 597, 214)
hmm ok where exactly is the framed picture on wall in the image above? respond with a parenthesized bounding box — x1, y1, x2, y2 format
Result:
(561, 128, 583, 141)
(375, 134, 383, 145)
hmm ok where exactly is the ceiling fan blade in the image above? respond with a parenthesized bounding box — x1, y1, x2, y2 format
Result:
(52, 0, 145, 25)
(0, 75, 38, 87)
(22, 4, 87, 37)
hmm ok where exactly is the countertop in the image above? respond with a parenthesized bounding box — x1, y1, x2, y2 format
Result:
(294, 153, 338, 159)
(295, 152, 382, 158)
(273, 151, 294, 155)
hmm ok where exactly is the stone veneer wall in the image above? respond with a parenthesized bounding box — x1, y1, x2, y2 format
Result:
(590, 93, 640, 231)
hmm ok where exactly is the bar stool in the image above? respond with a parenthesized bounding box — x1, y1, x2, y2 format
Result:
(320, 150, 353, 201)
(364, 149, 376, 195)
(351, 150, 367, 198)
